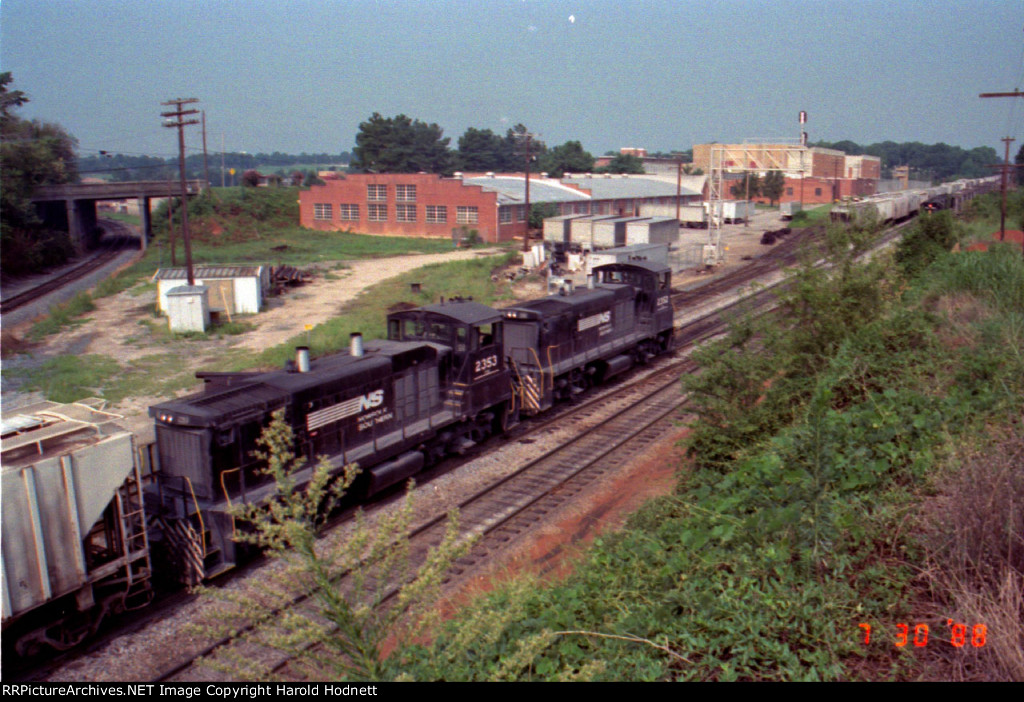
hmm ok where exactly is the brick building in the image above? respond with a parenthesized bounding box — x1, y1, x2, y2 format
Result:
(693, 142, 881, 205)
(299, 173, 701, 243)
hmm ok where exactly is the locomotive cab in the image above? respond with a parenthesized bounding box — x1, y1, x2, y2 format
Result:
(387, 299, 511, 422)
(594, 261, 672, 334)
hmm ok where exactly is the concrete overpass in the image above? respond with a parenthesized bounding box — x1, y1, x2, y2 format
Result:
(31, 180, 204, 250)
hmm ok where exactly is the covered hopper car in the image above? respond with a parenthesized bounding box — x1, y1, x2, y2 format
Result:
(1, 402, 152, 655)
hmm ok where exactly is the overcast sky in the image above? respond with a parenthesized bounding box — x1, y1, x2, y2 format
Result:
(2, 0, 1022, 161)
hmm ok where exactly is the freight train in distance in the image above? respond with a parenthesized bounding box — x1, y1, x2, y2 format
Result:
(831, 176, 1000, 223)
(2, 261, 673, 654)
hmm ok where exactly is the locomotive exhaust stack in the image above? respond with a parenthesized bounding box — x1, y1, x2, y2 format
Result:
(350, 332, 364, 357)
(296, 346, 311, 373)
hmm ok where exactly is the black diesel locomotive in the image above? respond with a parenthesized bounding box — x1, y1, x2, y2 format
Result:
(149, 261, 674, 582)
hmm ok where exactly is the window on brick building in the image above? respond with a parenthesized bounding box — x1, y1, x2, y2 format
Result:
(426, 205, 447, 223)
(368, 204, 387, 221)
(338, 204, 359, 221)
(314, 203, 333, 220)
(786, 187, 793, 196)
(456, 206, 478, 224)
(517, 205, 527, 222)
(396, 184, 417, 202)
(815, 188, 822, 196)
(367, 184, 386, 201)
(499, 207, 513, 224)
(396, 204, 416, 222)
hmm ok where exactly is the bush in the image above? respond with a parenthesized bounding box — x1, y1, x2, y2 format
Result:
(895, 211, 957, 277)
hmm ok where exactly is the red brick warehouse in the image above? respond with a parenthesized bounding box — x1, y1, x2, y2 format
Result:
(299, 173, 542, 243)
(299, 173, 698, 243)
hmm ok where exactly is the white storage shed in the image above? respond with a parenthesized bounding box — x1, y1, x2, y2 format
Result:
(154, 265, 268, 316)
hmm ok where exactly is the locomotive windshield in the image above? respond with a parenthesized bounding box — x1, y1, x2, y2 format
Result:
(388, 317, 468, 351)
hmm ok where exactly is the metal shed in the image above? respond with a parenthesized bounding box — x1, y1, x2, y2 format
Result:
(625, 217, 679, 246)
(543, 214, 587, 245)
(165, 285, 211, 333)
(153, 265, 268, 316)
(569, 216, 620, 250)
(585, 243, 670, 275)
(639, 202, 706, 227)
(590, 216, 647, 248)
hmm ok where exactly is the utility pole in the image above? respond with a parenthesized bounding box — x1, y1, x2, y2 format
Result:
(980, 89, 1024, 257)
(514, 130, 539, 252)
(799, 111, 807, 209)
(999, 136, 1015, 241)
(161, 97, 200, 286)
(202, 110, 210, 188)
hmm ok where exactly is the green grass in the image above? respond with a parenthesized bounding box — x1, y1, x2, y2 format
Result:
(4, 355, 121, 403)
(788, 203, 833, 228)
(106, 188, 460, 295)
(27, 293, 96, 339)
(102, 210, 142, 226)
(4, 347, 258, 405)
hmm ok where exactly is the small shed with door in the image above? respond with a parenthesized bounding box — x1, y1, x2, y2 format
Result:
(153, 265, 268, 316)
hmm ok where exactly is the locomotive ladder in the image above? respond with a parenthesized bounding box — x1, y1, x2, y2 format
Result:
(115, 464, 153, 609)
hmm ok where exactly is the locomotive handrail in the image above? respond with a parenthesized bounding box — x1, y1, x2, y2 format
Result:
(509, 359, 526, 409)
(544, 345, 561, 392)
(530, 347, 548, 392)
(220, 468, 241, 540)
(181, 475, 207, 559)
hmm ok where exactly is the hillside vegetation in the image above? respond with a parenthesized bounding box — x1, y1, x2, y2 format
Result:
(388, 195, 1024, 681)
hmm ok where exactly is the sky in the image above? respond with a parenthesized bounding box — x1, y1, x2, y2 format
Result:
(2, 0, 1023, 162)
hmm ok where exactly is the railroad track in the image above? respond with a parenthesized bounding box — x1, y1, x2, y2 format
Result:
(158, 357, 697, 682)
(671, 223, 823, 309)
(154, 272, 792, 680)
(0, 219, 138, 315)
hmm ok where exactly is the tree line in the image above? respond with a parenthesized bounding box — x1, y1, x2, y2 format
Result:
(1, 72, 79, 273)
(813, 139, 999, 182)
(350, 112, 644, 178)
